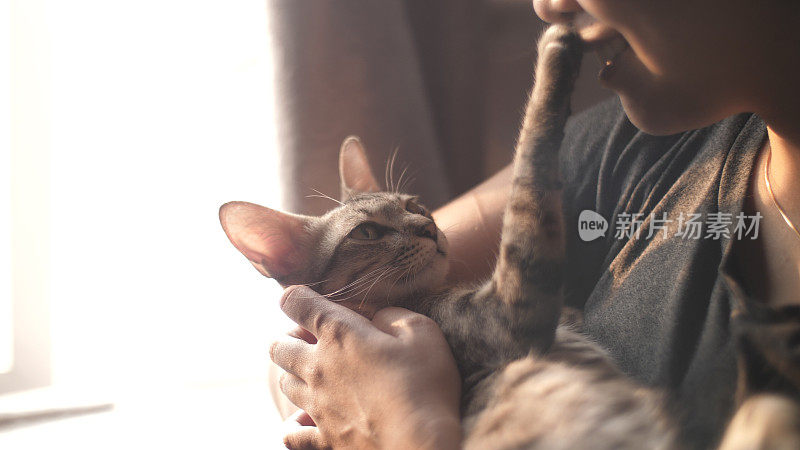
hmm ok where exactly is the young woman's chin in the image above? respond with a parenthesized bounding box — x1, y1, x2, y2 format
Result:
(607, 61, 734, 136)
(617, 95, 691, 136)
(618, 90, 740, 137)
(597, 41, 737, 136)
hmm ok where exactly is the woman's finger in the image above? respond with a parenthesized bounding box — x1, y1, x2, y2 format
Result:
(279, 371, 311, 411)
(283, 427, 329, 450)
(270, 336, 313, 378)
(283, 410, 326, 449)
(287, 409, 316, 427)
(372, 306, 438, 339)
(287, 325, 317, 344)
(280, 285, 369, 340)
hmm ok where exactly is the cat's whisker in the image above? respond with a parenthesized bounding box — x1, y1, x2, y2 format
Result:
(401, 266, 414, 285)
(386, 264, 413, 298)
(326, 279, 381, 301)
(322, 267, 389, 298)
(329, 267, 399, 304)
(409, 270, 418, 291)
(384, 153, 391, 193)
(397, 168, 420, 193)
(327, 283, 380, 302)
(328, 266, 391, 292)
(387, 146, 400, 193)
(390, 263, 410, 285)
(308, 188, 344, 206)
(325, 267, 384, 294)
(399, 175, 417, 194)
(391, 147, 399, 192)
(306, 194, 339, 203)
(298, 278, 332, 288)
(357, 266, 398, 309)
(384, 266, 412, 304)
(324, 265, 400, 300)
(395, 164, 410, 194)
(328, 277, 384, 297)
(385, 275, 401, 305)
(441, 223, 461, 234)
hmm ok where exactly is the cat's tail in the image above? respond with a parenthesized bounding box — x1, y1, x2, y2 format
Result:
(491, 25, 582, 352)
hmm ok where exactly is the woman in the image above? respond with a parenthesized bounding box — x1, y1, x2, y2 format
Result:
(270, 0, 800, 448)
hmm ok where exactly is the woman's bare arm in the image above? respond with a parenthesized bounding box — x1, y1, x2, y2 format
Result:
(433, 164, 512, 284)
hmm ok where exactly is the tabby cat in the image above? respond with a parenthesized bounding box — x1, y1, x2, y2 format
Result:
(219, 25, 798, 449)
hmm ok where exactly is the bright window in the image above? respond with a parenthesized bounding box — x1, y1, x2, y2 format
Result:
(2, 0, 290, 446)
(44, 0, 287, 390)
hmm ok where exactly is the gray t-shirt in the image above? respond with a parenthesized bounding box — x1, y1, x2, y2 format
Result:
(559, 97, 768, 448)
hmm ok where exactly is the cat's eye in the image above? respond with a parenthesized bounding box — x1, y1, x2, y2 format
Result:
(405, 199, 429, 217)
(348, 222, 386, 241)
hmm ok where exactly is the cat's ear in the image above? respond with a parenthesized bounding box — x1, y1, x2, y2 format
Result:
(339, 136, 380, 200)
(219, 201, 313, 280)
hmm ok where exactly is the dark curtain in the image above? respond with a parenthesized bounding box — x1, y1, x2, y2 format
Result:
(267, 0, 611, 216)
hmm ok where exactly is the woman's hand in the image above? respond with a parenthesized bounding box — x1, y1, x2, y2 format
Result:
(270, 285, 462, 450)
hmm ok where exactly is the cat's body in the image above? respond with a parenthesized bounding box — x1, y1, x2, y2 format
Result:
(221, 25, 797, 449)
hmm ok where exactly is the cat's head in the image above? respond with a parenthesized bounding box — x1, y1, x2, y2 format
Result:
(219, 136, 449, 316)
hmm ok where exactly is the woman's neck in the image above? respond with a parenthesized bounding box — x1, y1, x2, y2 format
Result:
(765, 127, 800, 222)
(754, 2, 800, 206)
(739, 122, 800, 307)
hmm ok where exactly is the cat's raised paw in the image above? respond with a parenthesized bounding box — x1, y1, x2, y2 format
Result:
(534, 25, 583, 96)
(538, 24, 581, 53)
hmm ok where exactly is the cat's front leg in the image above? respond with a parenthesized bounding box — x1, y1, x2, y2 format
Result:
(489, 25, 583, 354)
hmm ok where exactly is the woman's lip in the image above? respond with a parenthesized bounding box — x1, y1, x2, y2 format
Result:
(573, 19, 629, 58)
(573, 16, 619, 44)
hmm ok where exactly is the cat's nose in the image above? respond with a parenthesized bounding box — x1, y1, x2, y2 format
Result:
(414, 221, 438, 242)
